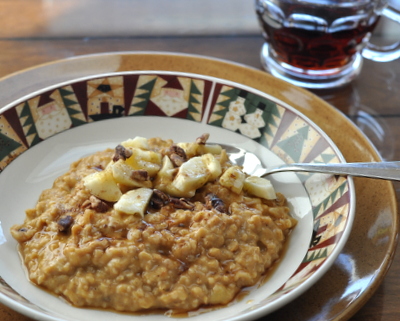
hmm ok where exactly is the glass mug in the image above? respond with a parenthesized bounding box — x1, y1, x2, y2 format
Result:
(255, 0, 400, 89)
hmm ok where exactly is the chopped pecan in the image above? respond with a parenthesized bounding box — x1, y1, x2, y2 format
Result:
(170, 153, 186, 167)
(82, 195, 109, 213)
(170, 197, 195, 210)
(167, 145, 187, 167)
(170, 145, 187, 158)
(58, 215, 74, 233)
(113, 144, 132, 162)
(150, 189, 170, 209)
(131, 170, 149, 181)
(205, 193, 227, 214)
(195, 133, 210, 145)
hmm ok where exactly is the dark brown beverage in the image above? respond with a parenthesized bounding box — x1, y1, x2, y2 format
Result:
(256, 0, 399, 88)
(256, 0, 384, 71)
(257, 15, 380, 70)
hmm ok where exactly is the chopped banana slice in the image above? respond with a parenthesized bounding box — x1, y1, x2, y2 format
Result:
(120, 136, 149, 150)
(170, 156, 210, 198)
(154, 155, 178, 192)
(111, 160, 152, 189)
(219, 166, 245, 194)
(197, 144, 222, 155)
(83, 169, 122, 202)
(114, 188, 153, 216)
(202, 153, 222, 182)
(125, 148, 162, 176)
(176, 142, 200, 158)
(243, 176, 277, 200)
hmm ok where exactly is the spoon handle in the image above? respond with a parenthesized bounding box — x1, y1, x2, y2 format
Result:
(262, 161, 400, 181)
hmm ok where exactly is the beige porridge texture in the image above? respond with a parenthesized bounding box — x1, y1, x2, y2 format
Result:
(11, 138, 296, 313)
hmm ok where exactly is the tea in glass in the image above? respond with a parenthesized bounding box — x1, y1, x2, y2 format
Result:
(255, 0, 400, 88)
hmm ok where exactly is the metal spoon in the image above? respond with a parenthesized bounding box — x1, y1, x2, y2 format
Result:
(219, 143, 400, 181)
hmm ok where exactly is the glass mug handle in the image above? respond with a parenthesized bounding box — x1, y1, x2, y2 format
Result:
(362, 5, 400, 62)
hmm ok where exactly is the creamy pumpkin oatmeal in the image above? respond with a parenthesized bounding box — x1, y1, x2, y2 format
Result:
(11, 134, 296, 313)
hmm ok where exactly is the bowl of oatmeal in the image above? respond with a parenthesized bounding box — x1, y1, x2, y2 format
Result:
(0, 70, 355, 321)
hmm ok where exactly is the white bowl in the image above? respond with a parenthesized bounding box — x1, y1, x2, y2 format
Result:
(0, 71, 355, 321)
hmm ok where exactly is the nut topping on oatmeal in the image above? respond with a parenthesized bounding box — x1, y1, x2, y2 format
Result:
(149, 189, 170, 209)
(167, 145, 187, 167)
(57, 215, 74, 233)
(170, 197, 195, 210)
(130, 169, 149, 181)
(113, 144, 133, 162)
(195, 133, 210, 145)
(82, 195, 109, 213)
(10, 134, 296, 314)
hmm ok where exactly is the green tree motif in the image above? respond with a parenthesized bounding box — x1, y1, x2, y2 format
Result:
(0, 131, 22, 162)
(59, 88, 86, 127)
(276, 126, 309, 162)
(320, 153, 336, 164)
(19, 102, 41, 146)
(260, 102, 280, 136)
(187, 80, 202, 121)
(130, 78, 157, 115)
(208, 88, 238, 127)
(312, 180, 348, 219)
(302, 248, 328, 263)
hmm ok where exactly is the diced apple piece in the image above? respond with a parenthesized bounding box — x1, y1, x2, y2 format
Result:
(219, 166, 245, 194)
(83, 169, 122, 202)
(202, 154, 222, 182)
(243, 176, 277, 200)
(114, 188, 153, 216)
(170, 156, 210, 198)
(120, 136, 149, 150)
(111, 160, 152, 189)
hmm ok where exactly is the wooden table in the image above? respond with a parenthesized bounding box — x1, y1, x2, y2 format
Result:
(0, 1, 399, 320)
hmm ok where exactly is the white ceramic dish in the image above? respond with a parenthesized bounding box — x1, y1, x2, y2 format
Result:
(0, 71, 355, 321)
